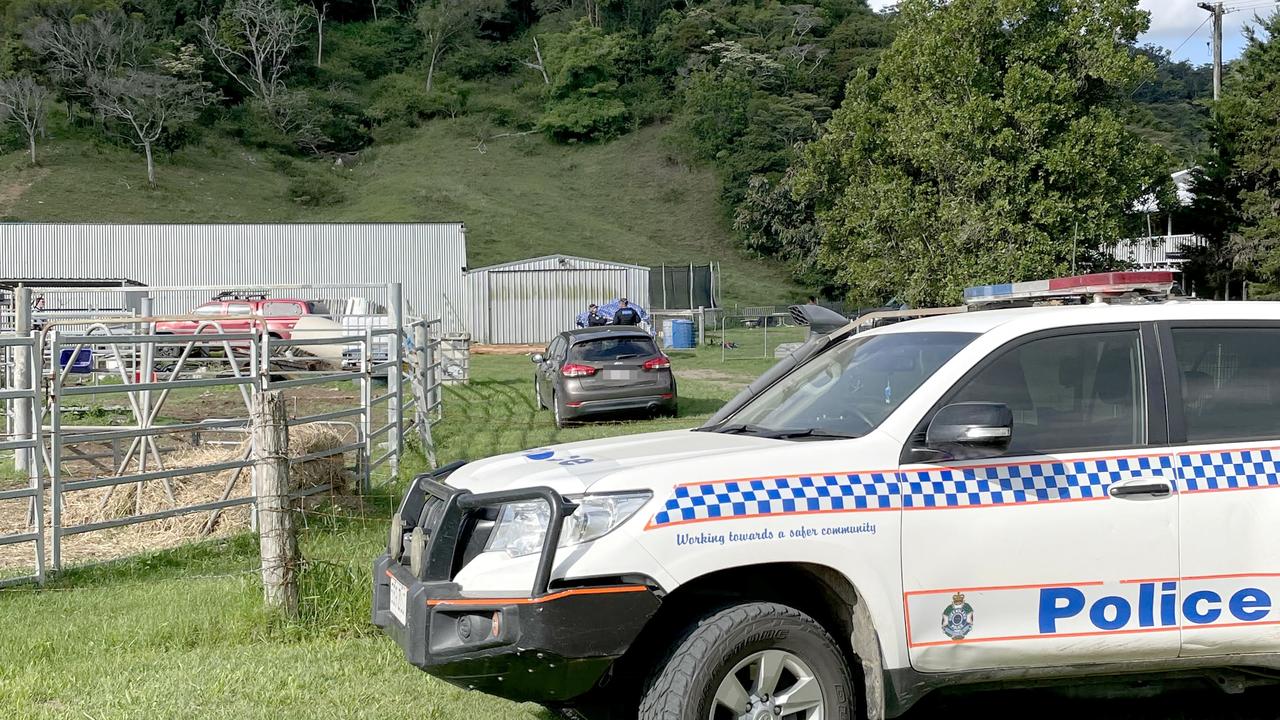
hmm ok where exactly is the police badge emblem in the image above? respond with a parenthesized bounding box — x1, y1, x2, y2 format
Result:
(941, 592, 975, 640)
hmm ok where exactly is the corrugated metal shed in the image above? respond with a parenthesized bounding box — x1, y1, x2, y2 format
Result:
(467, 255, 649, 344)
(0, 223, 469, 326)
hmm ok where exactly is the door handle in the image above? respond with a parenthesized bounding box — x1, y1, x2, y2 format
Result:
(1108, 477, 1173, 499)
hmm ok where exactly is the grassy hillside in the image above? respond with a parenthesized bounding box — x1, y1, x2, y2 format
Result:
(0, 120, 803, 307)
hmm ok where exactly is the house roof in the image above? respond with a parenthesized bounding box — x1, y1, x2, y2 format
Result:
(1134, 168, 1198, 213)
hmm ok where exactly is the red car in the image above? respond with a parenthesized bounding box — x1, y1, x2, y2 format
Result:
(155, 295, 328, 341)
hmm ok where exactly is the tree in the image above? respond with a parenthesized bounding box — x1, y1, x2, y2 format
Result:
(416, 0, 500, 93)
(1222, 11, 1280, 287)
(24, 9, 145, 109)
(538, 20, 634, 141)
(92, 70, 210, 187)
(198, 0, 309, 124)
(795, 0, 1173, 307)
(0, 73, 51, 164)
(1183, 112, 1244, 299)
(310, 0, 329, 67)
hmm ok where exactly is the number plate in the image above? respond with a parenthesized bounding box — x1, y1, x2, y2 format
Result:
(605, 369, 637, 380)
(389, 575, 407, 625)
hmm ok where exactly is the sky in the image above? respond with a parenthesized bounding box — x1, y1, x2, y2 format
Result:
(866, 1, 1279, 62)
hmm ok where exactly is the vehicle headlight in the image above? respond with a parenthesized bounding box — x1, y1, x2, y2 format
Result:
(485, 492, 652, 558)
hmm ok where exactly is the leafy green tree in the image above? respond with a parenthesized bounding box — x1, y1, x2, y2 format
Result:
(416, 0, 500, 93)
(1183, 112, 1243, 299)
(796, 0, 1172, 307)
(1222, 11, 1280, 285)
(538, 19, 632, 141)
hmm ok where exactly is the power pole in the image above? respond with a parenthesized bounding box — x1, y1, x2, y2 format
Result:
(1198, 1, 1224, 101)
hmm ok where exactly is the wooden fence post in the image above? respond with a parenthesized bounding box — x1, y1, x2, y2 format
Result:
(253, 390, 298, 618)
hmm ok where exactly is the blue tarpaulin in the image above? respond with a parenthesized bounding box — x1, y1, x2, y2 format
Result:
(575, 298, 651, 330)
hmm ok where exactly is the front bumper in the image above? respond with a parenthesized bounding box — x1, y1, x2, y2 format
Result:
(373, 558, 660, 702)
(372, 468, 663, 703)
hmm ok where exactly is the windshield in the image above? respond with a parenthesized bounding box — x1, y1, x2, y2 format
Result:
(717, 331, 978, 439)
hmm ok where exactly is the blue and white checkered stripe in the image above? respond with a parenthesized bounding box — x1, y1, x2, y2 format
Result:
(903, 456, 1173, 509)
(1178, 448, 1280, 492)
(647, 455, 1183, 529)
(649, 473, 899, 527)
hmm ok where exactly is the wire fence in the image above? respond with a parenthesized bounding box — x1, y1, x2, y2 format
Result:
(716, 312, 807, 361)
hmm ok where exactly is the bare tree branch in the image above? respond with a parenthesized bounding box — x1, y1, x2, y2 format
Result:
(0, 75, 52, 165)
(92, 71, 211, 187)
(24, 9, 145, 107)
(521, 36, 550, 85)
(197, 0, 310, 125)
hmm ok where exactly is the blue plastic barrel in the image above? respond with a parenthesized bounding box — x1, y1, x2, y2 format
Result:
(670, 319, 695, 349)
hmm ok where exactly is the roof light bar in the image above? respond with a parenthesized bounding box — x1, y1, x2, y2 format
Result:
(963, 271, 1176, 305)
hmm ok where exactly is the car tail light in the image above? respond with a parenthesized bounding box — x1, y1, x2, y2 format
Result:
(560, 363, 597, 378)
(643, 356, 671, 370)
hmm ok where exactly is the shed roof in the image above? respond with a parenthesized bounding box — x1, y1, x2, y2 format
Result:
(0, 278, 145, 289)
(468, 254, 649, 273)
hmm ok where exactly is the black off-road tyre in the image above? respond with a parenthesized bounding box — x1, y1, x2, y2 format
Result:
(640, 602, 855, 720)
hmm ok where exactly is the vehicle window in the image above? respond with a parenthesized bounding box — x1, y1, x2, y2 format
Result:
(226, 303, 252, 315)
(305, 301, 330, 315)
(1172, 327, 1280, 443)
(569, 337, 658, 362)
(262, 301, 302, 317)
(548, 337, 566, 360)
(194, 304, 225, 316)
(949, 330, 1145, 454)
(726, 332, 977, 438)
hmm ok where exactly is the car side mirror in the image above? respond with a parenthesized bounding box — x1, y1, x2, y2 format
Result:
(531, 353, 545, 364)
(924, 402, 1013, 460)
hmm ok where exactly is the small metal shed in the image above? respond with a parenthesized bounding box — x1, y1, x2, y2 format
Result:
(466, 255, 650, 344)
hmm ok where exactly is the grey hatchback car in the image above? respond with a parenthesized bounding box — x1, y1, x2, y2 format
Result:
(532, 327, 677, 427)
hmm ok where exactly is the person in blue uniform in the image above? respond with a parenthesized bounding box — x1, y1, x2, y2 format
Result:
(613, 298, 641, 326)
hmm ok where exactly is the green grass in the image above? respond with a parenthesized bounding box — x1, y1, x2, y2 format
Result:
(0, 131, 300, 223)
(1, 119, 804, 306)
(0, 345, 774, 720)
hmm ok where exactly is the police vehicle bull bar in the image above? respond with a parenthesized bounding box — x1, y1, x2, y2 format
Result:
(387, 461, 580, 598)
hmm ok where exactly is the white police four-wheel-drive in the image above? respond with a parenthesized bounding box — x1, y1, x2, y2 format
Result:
(374, 271, 1280, 719)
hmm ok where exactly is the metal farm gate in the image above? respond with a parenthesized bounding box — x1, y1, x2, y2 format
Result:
(0, 283, 445, 583)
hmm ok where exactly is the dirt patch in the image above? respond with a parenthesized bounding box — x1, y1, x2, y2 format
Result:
(677, 368, 752, 383)
(160, 384, 359, 424)
(473, 344, 543, 355)
(0, 166, 49, 215)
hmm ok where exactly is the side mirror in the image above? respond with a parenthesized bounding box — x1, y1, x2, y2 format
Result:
(531, 353, 545, 364)
(924, 402, 1013, 460)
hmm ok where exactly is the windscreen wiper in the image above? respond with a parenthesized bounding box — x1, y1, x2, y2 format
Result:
(764, 428, 862, 441)
(701, 424, 860, 440)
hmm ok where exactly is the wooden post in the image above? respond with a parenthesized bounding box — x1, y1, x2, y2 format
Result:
(254, 390, 298, 618)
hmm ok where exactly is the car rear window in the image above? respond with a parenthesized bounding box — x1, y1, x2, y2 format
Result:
(569, 337, 658, 362)
(262, 301, 304, 317)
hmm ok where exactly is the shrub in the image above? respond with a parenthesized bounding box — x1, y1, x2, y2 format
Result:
(367, 73, 435, 126)
(442, 39, 518, 80)
(325, 20, 421, 80)
(469, 82, 541, 130)
(287, 169, 347, 207)
(539, 94, 629, 142)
